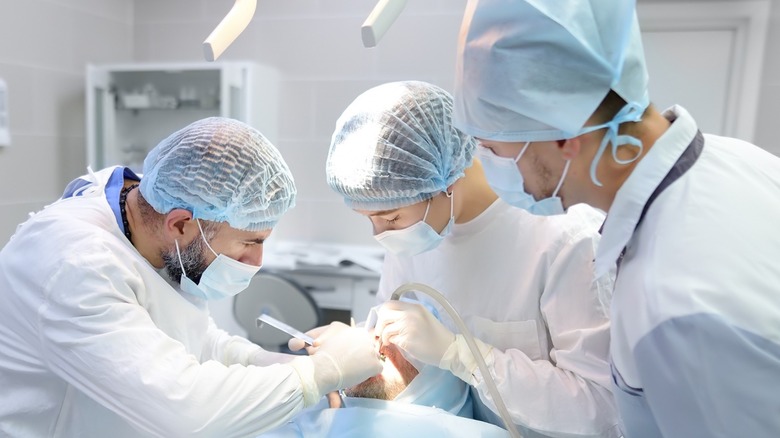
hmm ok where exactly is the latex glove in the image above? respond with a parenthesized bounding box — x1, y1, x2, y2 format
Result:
(295, 321, 383, 400)
(288, 324, 328, 352)
(374, 300, 456, 367)
(440, 334, 494, 384)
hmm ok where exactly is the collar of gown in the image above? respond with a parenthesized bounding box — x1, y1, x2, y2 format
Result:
(594, 105, 699, 278)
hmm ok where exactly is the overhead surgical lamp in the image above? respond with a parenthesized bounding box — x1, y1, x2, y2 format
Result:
(361, 0, 408, 48)
(203, 0, 257, 62)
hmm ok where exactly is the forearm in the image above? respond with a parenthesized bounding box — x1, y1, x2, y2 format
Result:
(443, 336, 619, 438)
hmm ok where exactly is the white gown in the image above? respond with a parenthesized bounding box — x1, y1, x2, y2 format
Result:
(377, 199, 620, 438)
(602, 106, 780, 437)
(0, 167, 310, 437)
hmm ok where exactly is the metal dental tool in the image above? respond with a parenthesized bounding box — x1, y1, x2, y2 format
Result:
(256, 313, 315, 346)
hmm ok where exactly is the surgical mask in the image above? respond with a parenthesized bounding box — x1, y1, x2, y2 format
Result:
(177, 219, 262, 300)
(478, 143, 570, 216)
(477, 142, 534, 209)
(375, 192, 454, 257)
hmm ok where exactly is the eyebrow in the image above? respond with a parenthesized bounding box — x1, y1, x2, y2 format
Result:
(368, 209, 398, 217)
(245, 236, 268, 244)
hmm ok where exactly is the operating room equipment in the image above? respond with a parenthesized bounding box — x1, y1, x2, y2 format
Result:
(390, 283, 522, 438)
(257, 313, 315, 346)
(203, 0, 256, 61)
(361, 0, 407, 48)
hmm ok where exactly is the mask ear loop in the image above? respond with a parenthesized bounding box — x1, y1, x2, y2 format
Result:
(174, 239, 188, 278)
(552, 160, 571, 198)
(196, 218, 219, 258)
(446, 189, 454, 221)
(514, 141, 531, 162)
(421, 197, 434, 223)
(583, 102, 645, 187)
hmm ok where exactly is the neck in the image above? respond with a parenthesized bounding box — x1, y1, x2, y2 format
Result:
(124, 188, 165, 269)
(579, 106, 672, 211)
(453, 159, 498, 224)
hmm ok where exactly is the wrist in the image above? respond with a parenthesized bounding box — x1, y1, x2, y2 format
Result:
(289, 356, 322, 407)
(439, 334, 493, 384)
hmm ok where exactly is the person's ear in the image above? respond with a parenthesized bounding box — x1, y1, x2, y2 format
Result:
(446, 182, 456, 196)
(163, 209, 194, 240)
(559, 137, 581, 161)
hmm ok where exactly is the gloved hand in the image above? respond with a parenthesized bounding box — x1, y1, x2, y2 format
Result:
(374, 300, 456, 367)
(288, 325, 328, 352)
(293, 321, 383, 401)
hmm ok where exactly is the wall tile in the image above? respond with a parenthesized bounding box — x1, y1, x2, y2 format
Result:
(58, 135, 88, 188)
(372, 13, 462, 80)
(0, 63, 36, 135)
(0, 1, 74, 71)
(70, 12, 134, 70)
(247, 16, 374, 79)
(305, 200, 377, 246)
(134, 0, 204, 24)
(754, 83, 780, 157)
(311, 79, 385, 138)
(759, 0, 780, 84)
(278, 80, 315, 140)
(0, 134, 62, 200)
(270, 198, 313, 242)
(273, 139, 338, 202)
(47, 0, 133, 23)
(32, 70, 84, 137)
(133, 21, 214, 62)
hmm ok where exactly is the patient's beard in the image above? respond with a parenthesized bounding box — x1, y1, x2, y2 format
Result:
(344, 373, 409, 400)
(343, 345, 419, 401)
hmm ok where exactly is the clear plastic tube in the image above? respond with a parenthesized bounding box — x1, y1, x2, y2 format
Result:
(391, 283, 522, 438)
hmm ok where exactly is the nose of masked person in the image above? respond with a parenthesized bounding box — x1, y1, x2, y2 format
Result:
(477, 142, 569, 216)
(373, 192, 455, 257)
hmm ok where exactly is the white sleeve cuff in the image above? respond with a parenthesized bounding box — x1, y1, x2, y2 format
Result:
(439, 334, 494, 384)
(288, 356, 321, 407)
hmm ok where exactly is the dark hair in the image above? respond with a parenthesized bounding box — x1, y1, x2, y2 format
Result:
(137, 189, 220, 239)
(136, 189, 163, 225)
(592, 90, 649, 137)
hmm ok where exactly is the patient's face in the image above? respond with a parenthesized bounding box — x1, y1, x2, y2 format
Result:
(344, 342, 419, 400)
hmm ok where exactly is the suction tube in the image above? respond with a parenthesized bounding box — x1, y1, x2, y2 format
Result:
(390, 283, 522, 438)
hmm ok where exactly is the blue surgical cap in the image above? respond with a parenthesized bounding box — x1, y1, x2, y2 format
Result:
(140, 117, 296, 231)
(326, 81, 476, 211)
(453, 0, 650, 142)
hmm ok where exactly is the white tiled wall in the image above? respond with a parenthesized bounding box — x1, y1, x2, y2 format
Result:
(133, 0, 467, 247)
(0, 0, 778, 248)
(0, 0, 133, 245)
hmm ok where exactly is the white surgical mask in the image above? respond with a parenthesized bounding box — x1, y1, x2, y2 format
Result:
(476, 142, 535, 209)
(478, 143, 570, 216)
(177, 219, 262, 300)
(375, 192, 454, 257)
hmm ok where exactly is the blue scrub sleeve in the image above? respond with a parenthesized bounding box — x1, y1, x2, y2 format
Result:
(634, 313, 780, 437)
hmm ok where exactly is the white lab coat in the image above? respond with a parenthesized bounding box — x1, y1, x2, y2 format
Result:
(600, 106, 780, 437)
(0, 167, 309, 437)
(377, 199, 620, 438)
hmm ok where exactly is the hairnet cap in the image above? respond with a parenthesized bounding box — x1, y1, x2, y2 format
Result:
(453, 0, 650, 142)
(326, 81, 476, 211)
(140, 117, 296, 231)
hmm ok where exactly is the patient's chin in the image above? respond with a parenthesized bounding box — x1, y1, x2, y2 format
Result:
(344, 374, 407, 401)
